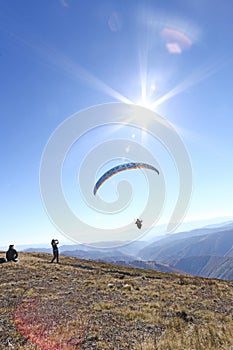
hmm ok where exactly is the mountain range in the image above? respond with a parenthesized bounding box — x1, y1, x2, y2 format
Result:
(23, 220, 233, 280)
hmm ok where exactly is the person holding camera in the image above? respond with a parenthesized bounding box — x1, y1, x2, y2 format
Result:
(50, 239, 59, 263)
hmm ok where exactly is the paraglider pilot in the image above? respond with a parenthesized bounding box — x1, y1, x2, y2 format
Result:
(135, 219, 143, 229)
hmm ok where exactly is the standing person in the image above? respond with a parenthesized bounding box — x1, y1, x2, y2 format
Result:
(50, 239, 59, 263)
(6, 244, 18, 262)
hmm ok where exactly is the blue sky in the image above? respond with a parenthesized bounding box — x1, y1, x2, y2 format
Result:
(1, 0, 233, 247)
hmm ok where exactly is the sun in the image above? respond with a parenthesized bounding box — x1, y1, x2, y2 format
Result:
(136, 83, 157, 109)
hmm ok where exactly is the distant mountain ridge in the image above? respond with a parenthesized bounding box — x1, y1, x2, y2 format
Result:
(112, 260, 187, 275)
(137, 222, 233, 280)
(139, 228, 233, 264)
(175, 256, 233, 280)
(23, 220, 233, 280)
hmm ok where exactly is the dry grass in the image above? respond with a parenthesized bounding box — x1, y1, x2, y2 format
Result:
(0, 252, 233, 349)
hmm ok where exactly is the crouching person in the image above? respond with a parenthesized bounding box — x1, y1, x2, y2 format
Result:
(6, 244, 19, 262)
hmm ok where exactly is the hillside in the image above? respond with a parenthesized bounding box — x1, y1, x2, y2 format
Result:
(0, 253, 233, 349)
(139, 228, 233, 264)
(138, 227, 233, 279)
(112, 260, 187, 275)
(0, 253, 233, 350)
(175, 256, 233, 280)
(22, 222, 233, 281)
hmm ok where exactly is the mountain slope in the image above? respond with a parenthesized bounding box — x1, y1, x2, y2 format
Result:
(0, 252, 233, 349)
(112, 260, 187, 275)
(139, 228, 233, 264)
(175, 256, 233, 280)
(23, 222, 233, 281)
(138, 227, 233, 280)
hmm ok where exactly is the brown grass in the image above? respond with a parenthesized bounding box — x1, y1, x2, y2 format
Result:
(0, 252, 233, 349)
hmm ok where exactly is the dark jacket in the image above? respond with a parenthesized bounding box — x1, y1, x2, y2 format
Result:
(51, 239, 59, 251)
(6, 247, 18, 261)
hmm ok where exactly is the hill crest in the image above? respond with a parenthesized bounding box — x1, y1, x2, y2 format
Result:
(0, 252, 233, 349)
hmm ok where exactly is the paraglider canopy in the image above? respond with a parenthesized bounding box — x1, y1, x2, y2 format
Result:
(93, 162, 159, 195)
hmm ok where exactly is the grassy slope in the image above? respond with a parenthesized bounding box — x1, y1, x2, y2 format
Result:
(0, 252, 233, 350)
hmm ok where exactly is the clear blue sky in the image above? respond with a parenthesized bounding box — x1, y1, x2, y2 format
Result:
(1, 0, 233, 247)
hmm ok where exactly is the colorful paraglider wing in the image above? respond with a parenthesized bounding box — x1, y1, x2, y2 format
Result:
(93, 162, 159, 195)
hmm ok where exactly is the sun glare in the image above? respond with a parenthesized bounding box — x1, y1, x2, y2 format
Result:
(135, 83, 158, 110)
